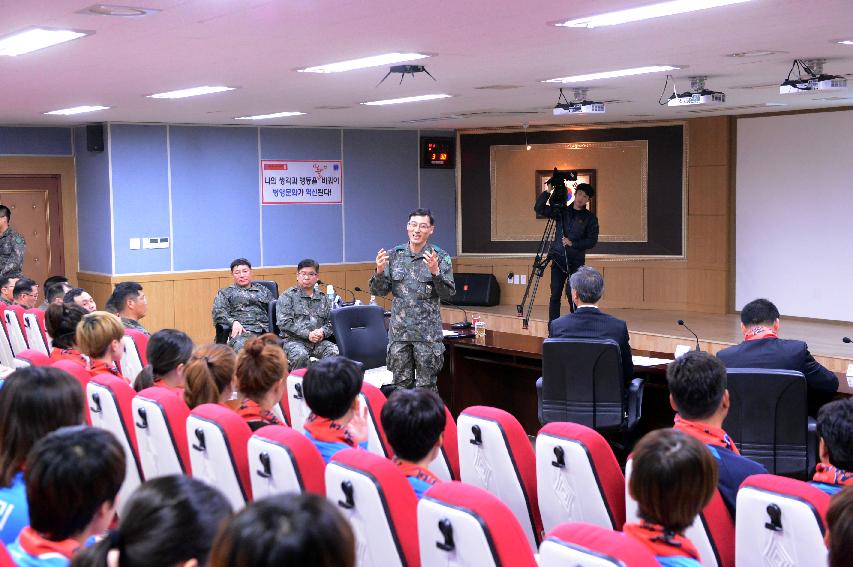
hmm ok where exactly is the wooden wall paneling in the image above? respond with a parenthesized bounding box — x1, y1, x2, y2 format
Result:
(687, 215, 728, 269)
(688, 165, 730, 215)
(643, 267, 689, 308)
(686, 269, 728, 313)
(687, 117, 731, 167)
(346, 268, 380, 305)
(138, 279, 175, 332)
(174, 277, 221, 344)
(599, 266, 644, 308)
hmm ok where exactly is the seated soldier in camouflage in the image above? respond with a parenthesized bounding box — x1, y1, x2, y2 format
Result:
(212, 258, 275, 352)
(276, 259, 339, 371)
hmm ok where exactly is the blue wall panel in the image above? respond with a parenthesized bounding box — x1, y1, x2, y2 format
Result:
(170, 126, 260, 271)
(0, 127, 72, 155)
(419, 168, 457, 255)
(110, 124, 171, 273)
(259, 128, 343, 266)
(343, 130, 419, 262)
(74, 127, 113, 273)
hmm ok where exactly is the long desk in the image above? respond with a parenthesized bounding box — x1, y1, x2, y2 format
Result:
(438, 328, 852, 435)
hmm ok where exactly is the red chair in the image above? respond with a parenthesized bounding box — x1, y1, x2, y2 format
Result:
(187, 403, 253, 510)
(736, 474, 830, 566)
(51, 359, 93, 423)
(23, 308, 50, 355)
(457, 406, 543, 551)
(418, 481, 537, 567)
(327, 448, 419, 567)
(120, 329, 149, 387)
(428, 405, 460, 481)
(536, 422, 626, 531)
(2, 305, 28, 355)
(133, 386, 192, 478)
(248, 425, 325, 499)
(0, 310, 15, 367)
(13, 349, 51, 367)
(284, 368, 309, 432)
(540, 523, 658, 567)
(360, 382, 393, 458)
(0, 541, 15, 567)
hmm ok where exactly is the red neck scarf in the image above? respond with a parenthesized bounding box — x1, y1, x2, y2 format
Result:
(17, 526, 80, 560)
(623, 522, 701, 559)
(304, 414, 356, 446)
(49, 347, 87, 367)
(395, 460, 440, 487)
(237, 398, 282, 426)
(89, 359, 123, 379)
(674, 415, 740, 455)
(813, 463, 853, 486)
(744, 326, 778, 341)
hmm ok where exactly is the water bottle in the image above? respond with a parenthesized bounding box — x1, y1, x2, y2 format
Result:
(326, 285, 335, 304)
(369, 295, 377, 305)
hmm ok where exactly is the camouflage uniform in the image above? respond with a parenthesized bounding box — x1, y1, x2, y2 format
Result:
(277, 285, 339, 370)
(120, 316, 150, 337)
(212, 283, 275, 352)
(368, 243, 455, 391)
(0, 228, 25, 279)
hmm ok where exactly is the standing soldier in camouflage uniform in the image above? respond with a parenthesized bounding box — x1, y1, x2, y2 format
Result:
(0, 205, 26, 279)
(369, 208, 455, 392)
(212, 258, 275, 352)
(277, 258, 339, 370)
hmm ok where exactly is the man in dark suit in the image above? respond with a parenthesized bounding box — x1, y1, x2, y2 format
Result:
(716, 298, 838, 413)
(549, 266, 633, 387)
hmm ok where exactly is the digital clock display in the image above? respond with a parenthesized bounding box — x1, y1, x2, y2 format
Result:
(420, 137, 454, 169)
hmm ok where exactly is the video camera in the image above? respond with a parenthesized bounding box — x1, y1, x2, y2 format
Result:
(545, 167, 578, 210)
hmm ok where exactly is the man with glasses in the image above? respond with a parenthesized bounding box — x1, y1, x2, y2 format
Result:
(212, 258, 275, 352)
(276, 259, 339, 370)
(12, 278, 37, 309)
(369, 208, 455, 392)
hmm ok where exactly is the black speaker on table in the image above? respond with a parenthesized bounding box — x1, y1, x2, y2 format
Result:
(86, 124, 104, 152)
(447, 273, 501, 306)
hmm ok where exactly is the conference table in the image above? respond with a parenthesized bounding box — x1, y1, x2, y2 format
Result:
(437, 328, 853, 435)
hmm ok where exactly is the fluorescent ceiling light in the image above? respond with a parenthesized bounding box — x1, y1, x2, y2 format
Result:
(44, 105, 110, 115)
(543, 65, 679, 84)
(0, 28, 90, 56)
(556, 0, 751, 28)
(837, 40, 853, 45)
(235, 111, 306, 120)
(361, 94, 452, 106)
(148, 86, 235, 99)
(299, 52, 429, 73)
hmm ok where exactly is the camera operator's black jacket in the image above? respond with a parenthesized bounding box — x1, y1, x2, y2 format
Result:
(534, 190, 600, 262)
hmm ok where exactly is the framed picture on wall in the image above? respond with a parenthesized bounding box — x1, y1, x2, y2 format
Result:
(534, 169, 597, 219)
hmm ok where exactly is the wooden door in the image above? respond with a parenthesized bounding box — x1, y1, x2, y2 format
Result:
(0, 176, 66, 289)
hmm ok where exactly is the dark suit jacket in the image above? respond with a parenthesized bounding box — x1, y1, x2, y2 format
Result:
(716, 338, 838, 410)
(549, 307, 633, 386)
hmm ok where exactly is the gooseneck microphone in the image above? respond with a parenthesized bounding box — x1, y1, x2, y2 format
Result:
(677, 319, 701, 351)
(843, 337, 852, 344)
(441, 300, 473, 329)
(318, 281, 356, 305)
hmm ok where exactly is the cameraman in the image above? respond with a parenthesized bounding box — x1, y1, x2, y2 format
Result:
(534, 178, 599, 322)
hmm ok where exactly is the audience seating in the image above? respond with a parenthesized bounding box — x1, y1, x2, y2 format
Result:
(267, 299, 279, 336)
(214, 280, 279, 343)
(457, 406, 543, 551)
(13, 349, 51, 368)
(536, 422, 626, 532)
(723, 368, 815, 476)
(428, 405, 460, 481)
(51, 360, 93, 423)
(186, 403, 253, 510)
(284, 368, 310, 433)
(418, 481, 537, 567)
(538, 338, 644, 432)
(326, 448, 420, 567)
(539, 522, 658, 567)
(0, 316, 15, 367)
(360, 382, 393, 458)
(331, 304, 394, 387)
(2, 306, 28, 355)
(625, 458, 735, 567)
(22, 308, 50, 355)
(248, 425, 325, 500)
(86, 373, 144, 515)
(120, 329, 149, 387)
(736, 474, 830, 566)
(132, 387, 191, 478)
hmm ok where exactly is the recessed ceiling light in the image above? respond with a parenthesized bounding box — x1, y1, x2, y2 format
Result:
(836, 40, 853, 45)
(79, 4, 160, 17)
(555, 0, 751, 28)
(44, 105, 110, 115)
(0, 27, 91, 57)
(360, 94, 452, 106)
(235, 111, 306, 120)
(543, 65, 679, 84)
(298, 52, 430, 73)
(725, 49, 786, 58)
(147, 86, 236, 99)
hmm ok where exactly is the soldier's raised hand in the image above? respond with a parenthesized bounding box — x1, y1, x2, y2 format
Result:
(375, 248, 389, 274)
(424, 249, 439, 275)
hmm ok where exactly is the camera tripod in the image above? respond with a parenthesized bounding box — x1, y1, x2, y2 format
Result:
(516, 212, 569, 329)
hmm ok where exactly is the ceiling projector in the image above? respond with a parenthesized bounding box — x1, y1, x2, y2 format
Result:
(553, 88, 605, 115)
(780, 59, 848, 94)
(667, 77, 726, 107)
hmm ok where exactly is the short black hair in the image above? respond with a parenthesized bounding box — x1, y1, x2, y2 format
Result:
(817, 399, 853, 471)
(0, 205, 10, 221)
(303, 356, 363, 420)
(666, 351, 727, 421)
(297, 259, 320, 273)
(109, 281, 143, 312)
(575, 182, 595, 198)
(230, 258, 252, 271)
(381, 389, 446, 462)
(26, 426, 125, 541)
(740, 298, 780, 326)
(64, 288, 86, 303)
(13, 277, 36, 298)
(408, 208, 434, 226)
(43, 275, 69, 290)
(46, 283, 67, 303)
(0, 276, 13, 289)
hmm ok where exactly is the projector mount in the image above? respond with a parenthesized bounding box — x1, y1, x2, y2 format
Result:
(377, 65, 437, 86)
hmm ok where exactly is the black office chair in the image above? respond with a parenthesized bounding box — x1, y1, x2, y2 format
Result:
(723, 368, 816, 478)
(330, 304, 388, 370)
(213, 280, 281, 344)
(537, 338, 645, 433)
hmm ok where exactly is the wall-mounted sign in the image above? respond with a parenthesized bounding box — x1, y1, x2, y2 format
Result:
(261, 160, 343, 204)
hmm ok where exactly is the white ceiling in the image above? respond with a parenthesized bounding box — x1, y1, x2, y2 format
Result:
(1, 0, 852, 129)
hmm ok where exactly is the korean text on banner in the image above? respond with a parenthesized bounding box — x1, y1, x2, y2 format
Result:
(261, 160, 343, 204)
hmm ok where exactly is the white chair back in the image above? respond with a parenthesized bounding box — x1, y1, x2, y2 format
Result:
(23, 312, 50, 355)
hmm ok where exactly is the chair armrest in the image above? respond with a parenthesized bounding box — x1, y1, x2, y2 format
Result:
(536, 376, 544, 425)
(626, 378, 645, 430)
(807, 416, 818, 476)
(214, 324, 230, 345)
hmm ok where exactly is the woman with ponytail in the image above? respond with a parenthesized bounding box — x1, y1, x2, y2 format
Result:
(182, 344, 237, 410)
(71, 475, 231, 567)
(235, 334, 288, 431)
(45, 303, 88, 367)
(133, 329, 194, 393)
